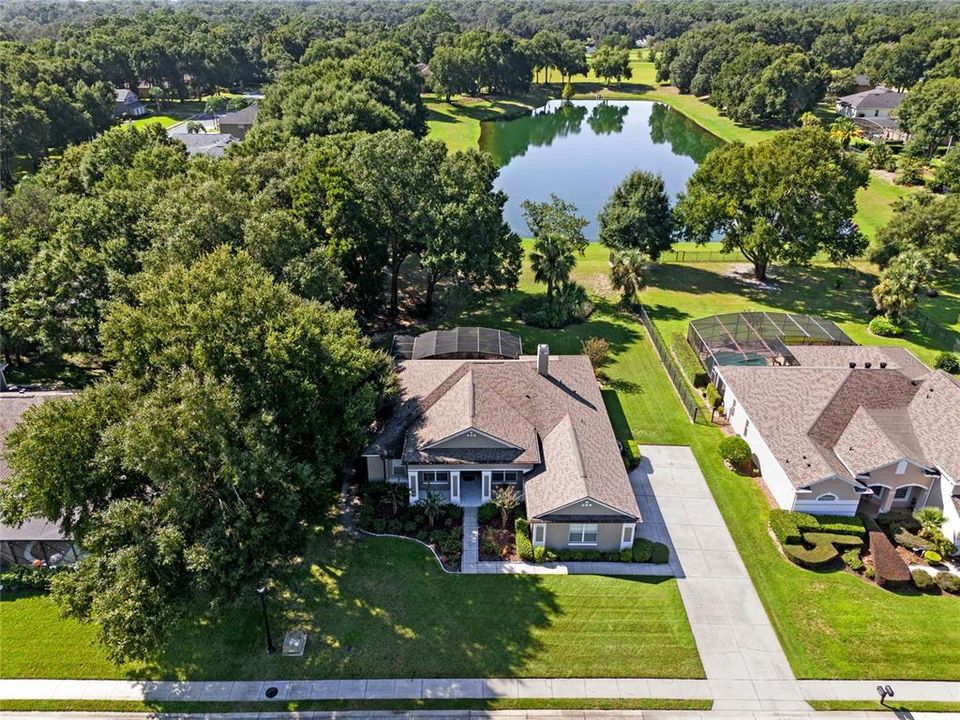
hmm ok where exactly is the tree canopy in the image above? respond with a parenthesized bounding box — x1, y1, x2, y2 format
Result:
(676, 128, 869, 280)
(598, 170, 674, 259)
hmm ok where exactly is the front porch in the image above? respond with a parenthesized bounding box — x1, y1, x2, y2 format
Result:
(401, 468, 524, 508)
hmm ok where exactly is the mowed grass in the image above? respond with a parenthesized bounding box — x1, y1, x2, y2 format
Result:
(449, 245, 960, 679)
(1, 534, 702, 680)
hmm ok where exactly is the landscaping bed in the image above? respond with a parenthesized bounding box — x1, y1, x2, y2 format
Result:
(478, 498, 522, 562)
(355, 483, 463, 570)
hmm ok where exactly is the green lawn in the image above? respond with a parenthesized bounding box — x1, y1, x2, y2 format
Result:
(1, 533, 701, 680)
(445, 245, 960, 679)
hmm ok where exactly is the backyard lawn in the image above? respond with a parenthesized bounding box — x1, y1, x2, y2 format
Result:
(449, 245, 960, 680)
(1, 533, 701, 680)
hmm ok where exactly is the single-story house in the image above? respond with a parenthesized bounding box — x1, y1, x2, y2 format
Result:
(169, 132, 235, 158)
(217, 103, 258, 139)
(836, 86, 905, 120)
(113, 88, 147, 118)
(363, 329, 641, 552)
(1, 389, 79, 566)
(717, 345, 960, 543)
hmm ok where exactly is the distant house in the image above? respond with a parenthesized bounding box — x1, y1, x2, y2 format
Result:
(1, 390, 79, 566)
(854, 73, 873, 92)
(836, 86, 905, 120)
(363, 328, 642, 553)
(169, 132, 235, 158)
(113, 88, 147, 118)
(217, 103, 258, 139)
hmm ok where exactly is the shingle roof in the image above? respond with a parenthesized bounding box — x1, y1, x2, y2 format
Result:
(369, 355, 640, 520)
(785, 344, 928, 378)
(169, 132, 234, 157)
(838, 87, 905, 110)
(218, 103, 259, 126)
(115, 88, 139, 104)
(720, 353, 960, 488)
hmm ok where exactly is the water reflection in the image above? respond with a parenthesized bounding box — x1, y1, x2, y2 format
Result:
(480, 100, 722, 238)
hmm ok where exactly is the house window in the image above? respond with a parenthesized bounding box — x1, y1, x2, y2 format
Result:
(816, 493, 837, 502)
(533, 524, 545, 544)
(870, 485, 887, 499)
(491, 471, 520, 484)
(896, 460, 908, 475)
(568, 523, 598, 545)
(621, 525, 635, 543)
(894, 487, 909, 499)
(743, 420, 750, 437)
(729, 399, 736, 418)
(420, 471, 450, 487)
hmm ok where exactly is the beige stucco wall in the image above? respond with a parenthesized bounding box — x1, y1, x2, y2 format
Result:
(544, 522, 624, 552)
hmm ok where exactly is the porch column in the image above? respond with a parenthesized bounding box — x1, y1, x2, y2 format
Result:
(450, 471, 461, 505)
(620, 523, 636, 550)
(880, 487, 895, 513)
(408, 471, 419, 504)
(481, 471, 492, 503)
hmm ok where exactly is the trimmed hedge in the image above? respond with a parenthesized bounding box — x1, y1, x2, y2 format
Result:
(632, 537, 653, 562)
(769, 509, 866, 547)
(783, 533, 863, 569)
(935, 572, 960, 595)
(718, 435, 751, 470)
(622, 439, 641, 470)
(515, 518, 533, 561)
(869, 528, 911, 589)
(841, 548, 864, 573)
(869, 315, 903, 337)
(650, 542, 670, 564)
(0, 564, 69, 592)
(705, 383, 722, 410)
(912, 569, 937, 592)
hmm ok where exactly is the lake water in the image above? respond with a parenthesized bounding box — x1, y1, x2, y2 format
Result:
(480, 100, 722, 239)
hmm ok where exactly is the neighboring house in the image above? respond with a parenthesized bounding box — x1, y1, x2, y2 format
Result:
(854, 73, 873, 92)
(169, 132, 235, 158)
(716, 345, 960, 543)
(363, 328, 641, 552)
(113, 88, 147, 118)
(836, 86, 905, 120)
(217, 103, 258, 139)
(1, 390, 79, 566)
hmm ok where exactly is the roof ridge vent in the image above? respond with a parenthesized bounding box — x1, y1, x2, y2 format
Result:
(468, 369, 475, 424)
(566, 415, 587, 481)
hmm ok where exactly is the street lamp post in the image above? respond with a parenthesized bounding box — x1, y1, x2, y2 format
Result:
(257, 585, 277, 655)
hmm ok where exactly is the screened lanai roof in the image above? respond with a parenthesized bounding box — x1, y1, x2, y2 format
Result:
(392, 327, 522, 360)
(687, 312, 853, 371)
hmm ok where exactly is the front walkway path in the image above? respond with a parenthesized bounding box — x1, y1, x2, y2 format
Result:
(634, 445, 806, 713)
(461, 506, 479, 572)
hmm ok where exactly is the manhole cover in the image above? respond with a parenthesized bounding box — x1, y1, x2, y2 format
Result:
(264, 686, 279, 699)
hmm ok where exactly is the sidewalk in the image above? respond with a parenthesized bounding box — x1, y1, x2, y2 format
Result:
(0, 712, 958, 720)
(461, 506, 479, 572)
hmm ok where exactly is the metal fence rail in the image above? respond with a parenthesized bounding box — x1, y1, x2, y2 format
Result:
(637, 304, 703, 423)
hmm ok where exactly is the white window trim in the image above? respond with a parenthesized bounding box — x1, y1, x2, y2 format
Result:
(816, 493, 838, 502)
(568, 523, 599, 545)
(532, 523, 546, 547)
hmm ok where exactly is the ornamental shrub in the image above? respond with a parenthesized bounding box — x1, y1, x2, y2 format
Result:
(841, 548, 864, 572)
(864, 140, 894, 170)
(533, 545, 546, 563)
(581, 336, 611, 370)
(769, 509, 816, 545)
(923, 550, 943, 564)
(650, 542, 670, 564)
(912, 569, 937, 592)
(869, 528, 911, 589)
(705, 383, 722, 410)
(632, 537, 653, 562)
(0, 564, 69, 592)
(619, 549, 634, 562)
(934, 572, 960, 594)
(718, 435, 751, 470)
(515, 518, 533, 561)
(622, 439, 641, 470)
(815, 516, 867, 537)
(477, 503, 498, 525)
(894, 156, 925, 186)
(934, 352, 960, 374)
(869, 315, 903, 337)
(784, 533, 863, 568)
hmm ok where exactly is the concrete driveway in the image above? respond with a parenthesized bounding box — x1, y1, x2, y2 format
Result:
(633, 445, 808, 712)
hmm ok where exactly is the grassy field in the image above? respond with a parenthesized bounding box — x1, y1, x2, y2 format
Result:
(445, 245, 960, 680)
(1, 533, 702, 680)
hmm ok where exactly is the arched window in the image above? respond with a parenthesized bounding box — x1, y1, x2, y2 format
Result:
(816, 493, 838, 502)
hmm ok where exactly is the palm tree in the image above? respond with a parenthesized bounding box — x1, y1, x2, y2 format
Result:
(914, 507, 945, 533)
(419, 491, 445, 529)
(828, 117, 862, 149)
(872, 249, 932, 321)
(382, 482, 408, 517)
(531, 234, 575, 298)
(610, 248, 649, 304)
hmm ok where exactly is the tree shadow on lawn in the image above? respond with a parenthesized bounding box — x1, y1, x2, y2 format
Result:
(648, 263, 876, 325)
(602, 387, 637, 441)
(129, 534, 561, 681)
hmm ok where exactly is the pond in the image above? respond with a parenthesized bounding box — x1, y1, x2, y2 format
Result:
(480, 100, 722, 239)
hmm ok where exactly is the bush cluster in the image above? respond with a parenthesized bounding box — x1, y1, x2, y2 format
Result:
(631, 537, 670, 564)
(912, 569, 937, 592)
(669, 332, 709, 389)
(0, 564, 69, 592)
(520, 286, 593, 328)
(477, 502, 498, 525)
(935, 572, 960, 594)
(868, 315, 903, 337)
(515, 517, 534, 561)
(705, 383, 722, 410)
(934, 351, 960, 374)
(841, 548, 864, 573)
(769, 509, 865, 546)
(718, 435, 751, 471)
(783, 533, 863, 569)
(621, 439, 641, 470)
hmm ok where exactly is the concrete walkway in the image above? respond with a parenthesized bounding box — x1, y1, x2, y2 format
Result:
(461, 506, 479, 572)
(2, 713, 958, 720)
(471, 560, 674, 575)
(633, 446, 805, 713)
